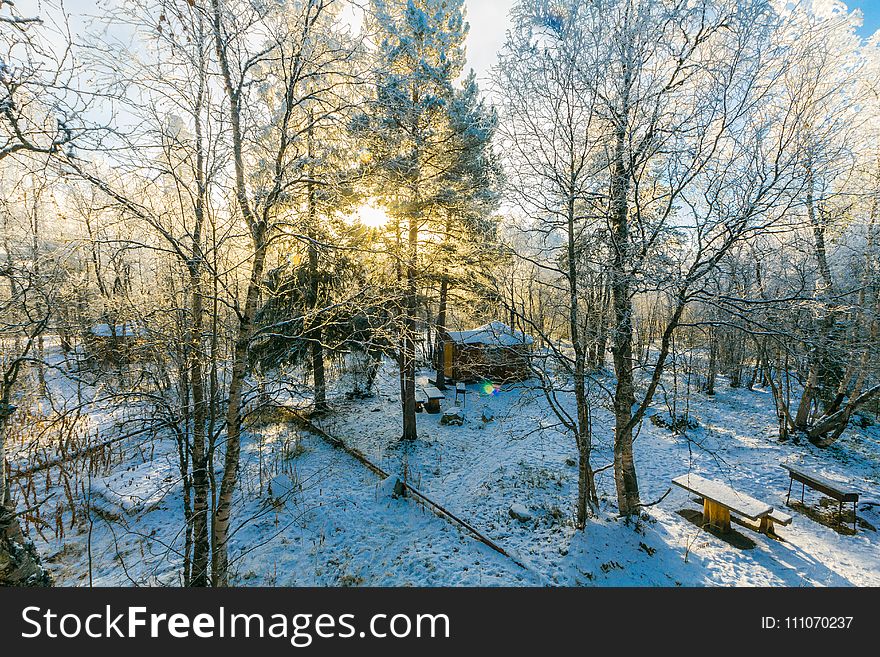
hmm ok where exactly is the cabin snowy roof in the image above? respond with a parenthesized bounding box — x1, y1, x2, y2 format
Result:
(447, 321, 534, 347)
(90, 323, 146, 337)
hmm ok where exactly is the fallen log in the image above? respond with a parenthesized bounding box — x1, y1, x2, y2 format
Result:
(8, 424, 160, 481)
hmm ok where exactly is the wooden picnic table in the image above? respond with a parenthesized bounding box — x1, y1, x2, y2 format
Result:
(414, 388, 428, 412)
(673, 474, 776, 534)
(782, 463, 859, 532)
(422, 385, 445, 414)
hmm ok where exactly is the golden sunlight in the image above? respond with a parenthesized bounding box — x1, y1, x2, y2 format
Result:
(356, 202, 391, 229)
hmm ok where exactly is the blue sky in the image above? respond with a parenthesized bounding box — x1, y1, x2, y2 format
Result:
(848, 1, 880, 37)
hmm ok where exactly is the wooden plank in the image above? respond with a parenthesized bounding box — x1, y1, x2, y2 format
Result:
(704, 498, 731, 532)
(782, 464, 859, 502)
(672, 474, 772, 520)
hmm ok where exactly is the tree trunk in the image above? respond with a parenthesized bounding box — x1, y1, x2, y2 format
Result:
(187, 29, 211, 585)
(433, 273, 449, 388)
(0, 410, 51, 586)
(0, 505, 52, 587)
(808, 385, 880, 447)
(705, 328, 718, 396)
(212, 238, 267, 586)
(307, 115, 327, 413)
(609, 121, 640, 517)
(795, 164, 838, 427)
(594, 280, 609, 370)
(188, 266, 211, 586)
(576, 430, 598, 529)
(401, 210, 418, 442)
(565, 186, 596, 528)
(209, 0, 270, 584)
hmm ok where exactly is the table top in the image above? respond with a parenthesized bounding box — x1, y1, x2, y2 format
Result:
(781, 464, 857, 495)
(423, 385, 445, 399)
(672, 474, 773, 520)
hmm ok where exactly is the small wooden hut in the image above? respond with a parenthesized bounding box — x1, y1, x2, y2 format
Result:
(443, 321, 534, 383)
(86, 323, 147, 363)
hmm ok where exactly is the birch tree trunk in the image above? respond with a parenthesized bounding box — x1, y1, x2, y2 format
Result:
(212, 236, 267, 585)
(188, 13, 211, 586)
(609, 118, 641, 517)
(209, 0, 270, 585)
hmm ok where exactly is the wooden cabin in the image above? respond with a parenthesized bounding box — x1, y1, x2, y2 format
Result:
(86, 323, 147, 363)
(443, 321, 534, 383)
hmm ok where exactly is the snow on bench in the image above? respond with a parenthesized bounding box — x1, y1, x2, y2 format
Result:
(672, 473, 773, 534)
(423, 385, 445, 400)
(782, 464, 859, 502)
(767, 508, 792, 526)
(422, 385, 445, 414)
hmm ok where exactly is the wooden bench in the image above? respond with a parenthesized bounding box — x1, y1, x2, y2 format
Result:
(782, 464, 859, 532)
(672, 474, 774, 534)
(422, 385, 445, 414)
(454, 382, 467, 407)
(414, 388, 428, 413)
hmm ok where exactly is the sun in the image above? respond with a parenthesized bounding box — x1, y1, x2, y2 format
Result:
(356, 202, 391, 229)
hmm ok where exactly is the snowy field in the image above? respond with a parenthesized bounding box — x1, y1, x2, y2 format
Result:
(14, 359, 880, 587)
(313, 365, 880, 586)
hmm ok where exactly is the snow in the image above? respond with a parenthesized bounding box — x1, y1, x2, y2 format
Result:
(14, 347, 880, 587)
(509, 503, 532, 522)
(90, 458, 176, 516)
(447, 321, 534, 346)
(313, 363, 880, 586)
(89, 323, 146, 337)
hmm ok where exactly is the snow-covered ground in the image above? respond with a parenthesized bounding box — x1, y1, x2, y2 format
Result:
(13, 356, 880, 587)
(314, 365, 880, 586)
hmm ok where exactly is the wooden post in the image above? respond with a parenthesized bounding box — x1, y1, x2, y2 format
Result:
(703, 499, 731, 533)
(759, 517, 775, 535)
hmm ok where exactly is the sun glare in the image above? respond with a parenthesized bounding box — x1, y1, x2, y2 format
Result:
(357, 203, 391, 229)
